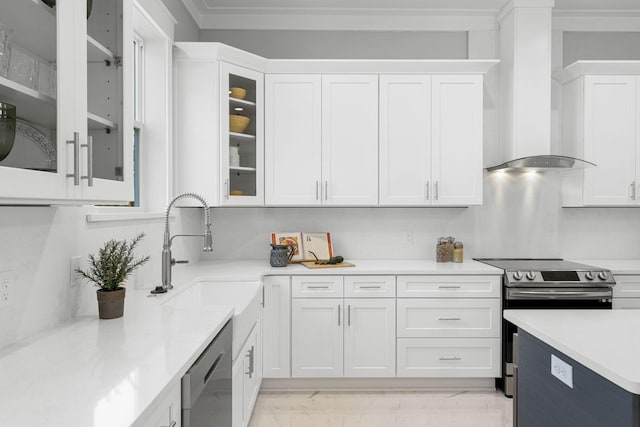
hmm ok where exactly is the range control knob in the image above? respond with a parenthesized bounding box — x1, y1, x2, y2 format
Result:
(585, 271, 595, 280)
(598, 271, 609, 281)
(526, 271, 536, 280)
(513, 271, 523, 281)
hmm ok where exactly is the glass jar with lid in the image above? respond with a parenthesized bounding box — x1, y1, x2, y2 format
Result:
(437, 237, 455, 262)
(453, 242, 463, 263)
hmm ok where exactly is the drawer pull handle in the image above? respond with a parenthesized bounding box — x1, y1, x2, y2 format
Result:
(306, 285, 330, 289)
(358, 285, 382, 289)
(438, 317, 461, 321)
(438, 285, 461, 289)
(439, 356, 462, 361)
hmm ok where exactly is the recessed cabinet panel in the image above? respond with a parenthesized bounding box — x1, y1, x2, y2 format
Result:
(379, 75, 432, 205)
(397, 298, 500, 338)
(583, 76, 637, 206)
(321, 75, 379, 206)
(397, 338, 500, 377)
(265, 74, 321, 206)
(397, 275, 500, 298)
(291, 298, 343, 377)
(431, 75, 483, 206)
(262, 276, 291, 378)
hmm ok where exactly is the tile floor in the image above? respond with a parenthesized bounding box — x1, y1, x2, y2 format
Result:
(248, 390, 513, 427)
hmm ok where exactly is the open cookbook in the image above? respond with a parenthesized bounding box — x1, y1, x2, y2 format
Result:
(270, 232, 333, 262)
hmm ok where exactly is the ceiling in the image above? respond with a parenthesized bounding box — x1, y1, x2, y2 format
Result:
(181, 0, 640, 30)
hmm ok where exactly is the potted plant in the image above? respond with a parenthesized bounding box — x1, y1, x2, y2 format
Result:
(76, 233, 150, 319)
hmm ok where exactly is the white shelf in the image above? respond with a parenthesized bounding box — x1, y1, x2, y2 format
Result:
(4, 1, 56, 61)
(87, 36, 115, 63)
(553, 60, 640, 84)
(88, 112, 117, 130)
(230, 97, 256, 107)
(230, 166, 257, 172)
(0, 76, 55, 128)
(229, 132, 256, 141)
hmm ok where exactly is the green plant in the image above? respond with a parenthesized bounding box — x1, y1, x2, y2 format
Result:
(76, 233, 150, 291)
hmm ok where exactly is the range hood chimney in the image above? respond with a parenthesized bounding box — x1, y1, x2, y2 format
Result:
(489, 0, 594, 172)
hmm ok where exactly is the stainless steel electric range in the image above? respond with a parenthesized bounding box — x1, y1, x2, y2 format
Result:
(474, 258, 616, 397)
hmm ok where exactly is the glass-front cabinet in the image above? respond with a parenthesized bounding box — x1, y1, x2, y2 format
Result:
(220, 62, 263, 206)
(0, 0, 132, 204)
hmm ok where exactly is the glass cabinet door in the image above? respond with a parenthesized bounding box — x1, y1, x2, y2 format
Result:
(0, 0, 72, 201)
(220, 62, 264, 206)
(81, 0, 133, 203)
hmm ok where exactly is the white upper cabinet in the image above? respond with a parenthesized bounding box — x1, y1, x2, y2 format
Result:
(264, 74, 322, 206)
(265, 74, 378, 206)
(379, 75, 432, 205)
(0, 0, 132, 204)
(321, 75, 379, 206)
(379, 74, 483, 206)
(559, 69, 640, 206)
(174, 43, 266, 207)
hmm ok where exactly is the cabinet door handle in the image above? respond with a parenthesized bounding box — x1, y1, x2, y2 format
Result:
(426, 181, 430, 200)
(348, 304, 351, 326)
(316, 180, 319, 200)
(338, 304, 341, 326)
(306, 285, 329, 289)
(438, 317, 461, 321)
(245, 345, 255, 378)
(439, 356, 462, 361)
(438, 285, 461, 289)
(631, 182, 636, 200)
(358, 285, 382, 289)
(81, 136, 93, 187)
(225, 179, 229, 199)
(66, 132, 80, 186)
(325, 181, 328, 201)
(435, 181, 439, 200)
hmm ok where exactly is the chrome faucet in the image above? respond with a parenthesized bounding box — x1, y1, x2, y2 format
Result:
(151, 192, 213, 294)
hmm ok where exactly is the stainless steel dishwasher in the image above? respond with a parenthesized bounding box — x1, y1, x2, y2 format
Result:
(182, 319, 232, 427)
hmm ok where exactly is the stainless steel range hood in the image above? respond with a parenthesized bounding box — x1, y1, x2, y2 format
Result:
(486, 155, 596, 172)
(489, 1, 595, 173)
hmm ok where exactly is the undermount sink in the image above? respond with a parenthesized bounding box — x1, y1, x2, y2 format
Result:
(162, 281, 262, 360)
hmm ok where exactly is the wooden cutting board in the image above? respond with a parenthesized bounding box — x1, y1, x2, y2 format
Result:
(301, 261, 356, 269)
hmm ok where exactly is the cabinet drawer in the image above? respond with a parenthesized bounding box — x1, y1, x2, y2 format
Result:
(397, 338, 500, 377)
(292, 276, 344, 298)
(344, 276, 396, 298)
(397, 275, 501, 298)
(613, 298, 640, 309)
(613, 276, 640, 298)
(397, 299, 500, 338)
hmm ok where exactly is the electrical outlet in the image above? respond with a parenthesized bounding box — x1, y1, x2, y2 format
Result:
(70, 256, 82, 288)
(405, 232, 414, 243)
(551, 354, 573, 388)
(0, 273, 12, 309)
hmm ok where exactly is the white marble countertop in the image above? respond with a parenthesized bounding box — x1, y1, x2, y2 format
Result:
(569, 259, 640, 275)
(504, 309, 640, 395)
(171, 259, 503, 280)
(0, 285, 234, 427)
(0, 258, 500, 427)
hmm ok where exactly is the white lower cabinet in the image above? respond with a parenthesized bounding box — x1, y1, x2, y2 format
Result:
(232, 321, 262, 427)
(396, 338, 501, 377)
(396, 275, 501, 378)
(262, 276, 291, 378)
(613, 275, 640, 309)
(344, 298, 396, 377)
(291, 275, 396, 378)
(135, 380, 181, 427)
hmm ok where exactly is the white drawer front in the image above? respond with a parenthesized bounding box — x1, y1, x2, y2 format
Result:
(397, 299, 500, 338)
(344, 276, 396, 298)
(292, 276, 344, 298)
(397, 275, 501, 298)
(613, 276, 640, 298)
(397, 338, 500, 377)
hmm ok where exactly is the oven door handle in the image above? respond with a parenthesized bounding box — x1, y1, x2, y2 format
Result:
(507, 288, 612, 300)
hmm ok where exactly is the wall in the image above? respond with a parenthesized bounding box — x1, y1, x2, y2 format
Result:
(160, 0, 199, 42)
(198, 30, 468, 59)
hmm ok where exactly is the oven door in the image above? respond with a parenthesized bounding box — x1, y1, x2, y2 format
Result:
(501, 287, 612, 398)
